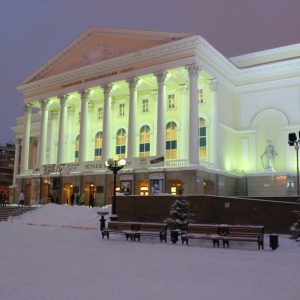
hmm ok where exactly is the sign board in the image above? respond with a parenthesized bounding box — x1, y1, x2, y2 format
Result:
(38, 156, 165, 175)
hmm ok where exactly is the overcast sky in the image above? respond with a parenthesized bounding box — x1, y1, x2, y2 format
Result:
(1, 0, 299, 144)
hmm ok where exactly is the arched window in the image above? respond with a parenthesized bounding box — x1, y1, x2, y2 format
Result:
(116, 128, 126, 158)
(166, 122, 177, 159)
(94, 131, 102, 161)
(75, 135, 79, 162)
(139, 125, 150, 157)
(199, 118, 207, 161)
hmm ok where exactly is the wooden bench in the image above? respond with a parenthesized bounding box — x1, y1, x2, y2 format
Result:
(222, 225, 264, 250)
(181, 224, 227, 247)
(101, 222, 139, 240)
(133, 223, 167, 242)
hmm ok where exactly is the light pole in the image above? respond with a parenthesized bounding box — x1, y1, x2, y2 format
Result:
(105, 156, 126, 219)
(288, 132, 300, 196)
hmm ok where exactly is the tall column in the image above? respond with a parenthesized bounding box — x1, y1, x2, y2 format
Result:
(66, 107, 75, 162)
(49, 111, 58, 164)
(87, 103, 94, 160)
(57, 95, 69, 164)
(37, 99, 50, 166)
(13, 138, 21, 185)
(101, 84, 114, 160)
(126, 78, 139, 158)
(155, 71, 168, 157)
(20, 103, 32, 174)
(208, 79, 219, 169)
(179, 84, 189, 160)
(151, 90, 158, 155)
(78, 89, 90, 162)
(187, 63, 199, 165)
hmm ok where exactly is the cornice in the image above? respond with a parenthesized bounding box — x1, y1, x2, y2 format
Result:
(194, 38, 239, 80)
(237, 58, 300, 82)
(17, 30, 300, 96)
(194, 37, 300, 85)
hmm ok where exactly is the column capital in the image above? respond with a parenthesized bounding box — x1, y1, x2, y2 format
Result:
(78, 89, 91, 100)
(186, 63, 200, 77)
(154, 71, 168, 84)
(126, 78, 140, 91)
(23, 103, 33, 113)
(30, 137, 38, 147)
(151, 89, 158, 95)
(67, 107, 75, 116)
(101, 84, 114, 96)
(178, 84, 188, 94)
(39, 99, 51, 110)
(58, 94, 70, 106)
(208, 79, 218, 92)
(50, 110, 58, 119)
(88, 103, 94, 113)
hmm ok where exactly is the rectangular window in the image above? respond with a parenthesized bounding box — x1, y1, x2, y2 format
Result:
(97, 107, 103, 120)
(119, 103, 125, 117)
(168, 94, 176, 109)
(78, 112, 81, 123)
(198, 89, 204, 103)
(142, 98, 149, 113)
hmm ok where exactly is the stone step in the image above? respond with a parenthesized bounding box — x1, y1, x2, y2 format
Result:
(0, 206, 37, 221)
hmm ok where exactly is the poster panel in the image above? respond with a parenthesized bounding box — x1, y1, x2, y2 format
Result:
(149, 173, 165, 195)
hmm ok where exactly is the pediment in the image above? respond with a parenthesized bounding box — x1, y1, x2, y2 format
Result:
(21, 27, 192, 85)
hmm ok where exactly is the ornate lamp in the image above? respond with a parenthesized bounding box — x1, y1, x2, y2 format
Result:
(105, 155, 126, 219)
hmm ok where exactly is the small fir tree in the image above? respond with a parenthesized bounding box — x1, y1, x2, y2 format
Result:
(290, 199, 300, 242)
(164, 183, 191, 231)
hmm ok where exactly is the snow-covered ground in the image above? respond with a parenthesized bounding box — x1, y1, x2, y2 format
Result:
(1, 204, 300, 300)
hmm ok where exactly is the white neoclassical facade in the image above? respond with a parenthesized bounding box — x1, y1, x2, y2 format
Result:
(10, 27, 300, 205)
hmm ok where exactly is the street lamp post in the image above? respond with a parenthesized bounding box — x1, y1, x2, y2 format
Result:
(288, 132, 300, 196)
(105, 156, 126, 220)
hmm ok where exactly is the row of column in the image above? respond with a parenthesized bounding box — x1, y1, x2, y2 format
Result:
(18, 64, 219, 175)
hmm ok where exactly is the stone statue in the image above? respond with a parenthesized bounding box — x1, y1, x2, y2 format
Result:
(261, 140, 277, 170)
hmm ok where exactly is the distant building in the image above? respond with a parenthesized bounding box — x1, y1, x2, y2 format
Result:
(0, 143, 15, 188)
(10, 27, 300, 205)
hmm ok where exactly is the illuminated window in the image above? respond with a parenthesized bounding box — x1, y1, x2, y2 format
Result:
(142, 98, 149, 113)
(168, 94, 176, 109)
(139, 180, 149, 195)
(119, 103, 125, 117)
(116, 128, 126, 158)
(139, 125, 150, 157)
(171, 180, 182, 195)
(166, 122, 177, 159)
(199, 118, 207, 161)
(94, 131, 102, 160)
(97, 107, 103, 121)
(198, 89, 204, 103)
(75, 136, 79, 162)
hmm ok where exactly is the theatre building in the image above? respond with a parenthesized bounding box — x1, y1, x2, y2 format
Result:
(10, 27, 300, 205)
